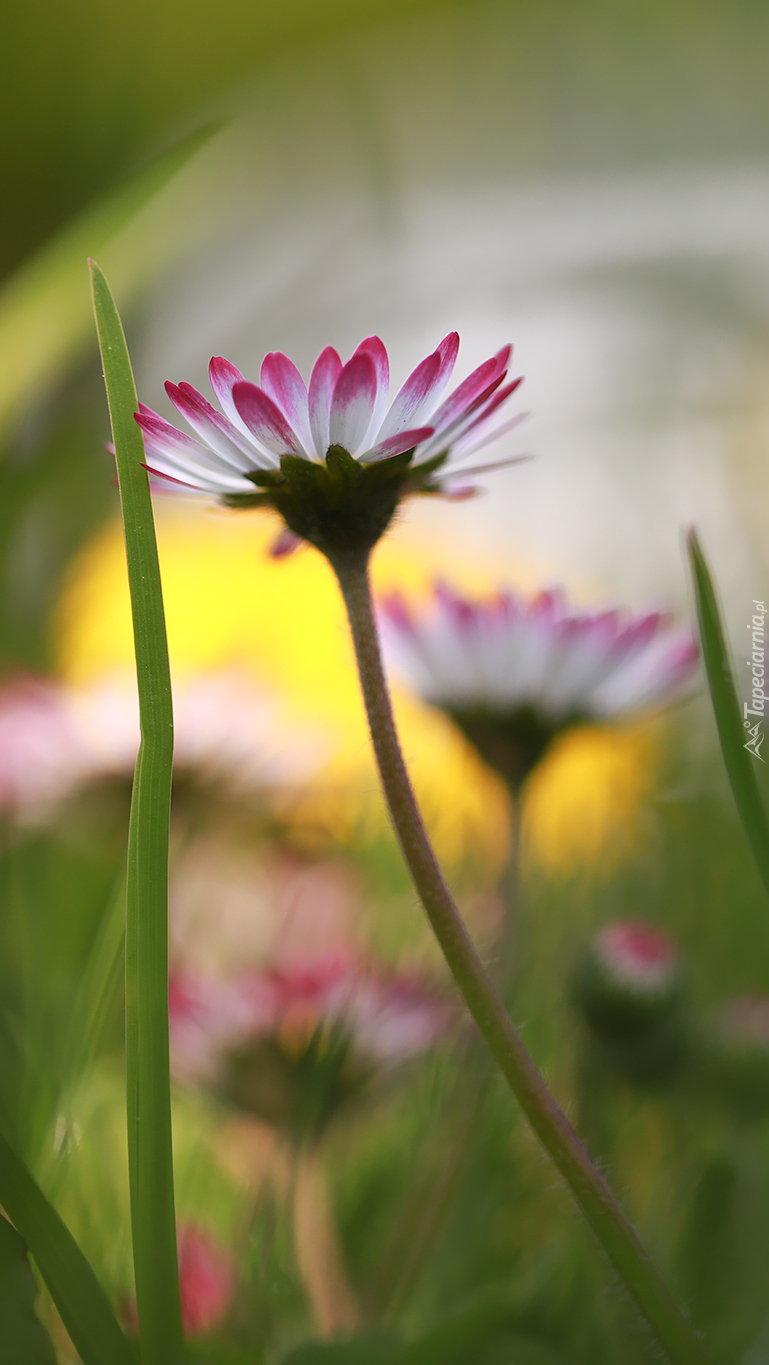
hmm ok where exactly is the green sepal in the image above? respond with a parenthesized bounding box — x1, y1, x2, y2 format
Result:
(325, 444, 365, 483)
(267, 447, 414, 558)
(246, 468, 286, 489)
(280, 453, 326, 486)
(407, 449, 448, 481)
(221, 491, 276, 509)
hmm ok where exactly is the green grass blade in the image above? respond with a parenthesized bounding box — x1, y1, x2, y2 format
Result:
(0, 1128, 135, 1365)
(0, 1212, 57, 1364)
(687, 528, 769, 898)
(90, 260, 182, 1363)
(0, 124, 217, 440)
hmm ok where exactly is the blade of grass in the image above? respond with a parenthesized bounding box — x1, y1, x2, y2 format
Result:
(0, 124, 218, 440)
(0, 1211, 57, 1365)
(687, 528, 769, 899)
(0, 1127, 135, 1365)
(90, 260, 182, 1364)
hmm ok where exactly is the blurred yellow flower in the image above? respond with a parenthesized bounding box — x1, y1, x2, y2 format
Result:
(55, 505, 511, 871)
(523, 723, 657, 879)
(55, 504, 658, 878)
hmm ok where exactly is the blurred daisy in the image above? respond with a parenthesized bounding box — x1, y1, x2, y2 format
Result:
(67, 670, 326, 796)
(0, 668, 326, 823)
(381, 583, 698, 790)
(169, 955, 451, 1137)
(0, 674, 89, 818)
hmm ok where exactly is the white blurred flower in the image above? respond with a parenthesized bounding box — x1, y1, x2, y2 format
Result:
(0, 668, 327, 821)
(0, 675, 89, 818)
(67, 670, 326, 794)
(381, 582, 698, 788)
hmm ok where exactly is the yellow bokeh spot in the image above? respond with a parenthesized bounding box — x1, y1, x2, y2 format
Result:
(54, 504, 511, 871)
(55, 503, 658, 878)
(523, 723, 657, 879)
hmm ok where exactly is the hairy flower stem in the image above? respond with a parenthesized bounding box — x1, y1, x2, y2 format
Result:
(330, 548, 710, 1365)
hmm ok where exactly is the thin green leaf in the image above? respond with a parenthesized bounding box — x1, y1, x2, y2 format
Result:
(90, 261, 183, 1364)
(0, 1130, 134, 1365)
(0, 124, 218, 439)
(0, 1211, 57, 1365)
(687, 528, 769, 898)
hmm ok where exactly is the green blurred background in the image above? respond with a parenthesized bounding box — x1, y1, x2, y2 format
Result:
(4, 3, 769, 1362)
(4, 0, 769, 669)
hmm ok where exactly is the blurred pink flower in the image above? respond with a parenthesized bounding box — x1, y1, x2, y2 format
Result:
(169, 954, 451, 1092)
(381, 584, 698, 787)
(0, 668, 326, 820)
(136, 333, 524, 502)
(0, 674, 89, 816)
(68, 670, 326, 792)
(382, 584, 697, 721)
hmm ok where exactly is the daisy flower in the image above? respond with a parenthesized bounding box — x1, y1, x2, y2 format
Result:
(0, 670, 325, 824)
(136, 334, 524, 558)
(169, 956, 451, 1136)
(380, 583, 698, 788)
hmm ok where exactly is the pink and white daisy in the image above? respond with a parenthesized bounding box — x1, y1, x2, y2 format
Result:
(0, 669, 326, 823)
(381, 583, 698, 786)
(169, 956, 451, 1104)
(0, 675, 91, 818)
(135, 334, 524, 502)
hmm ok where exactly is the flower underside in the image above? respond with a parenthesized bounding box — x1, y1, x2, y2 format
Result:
(135, 332, 525, 557)
(445, 702, 580, 790)
(228, 443, 449, 558)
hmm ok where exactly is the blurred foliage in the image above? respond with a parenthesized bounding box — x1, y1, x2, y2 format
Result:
(5, 0, 769, 286)
(3, 0, 769, 1360)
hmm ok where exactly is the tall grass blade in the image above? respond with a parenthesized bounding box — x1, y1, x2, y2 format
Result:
(687, 528, 769, 898)
(90, 260, 182, 1363)
(0, 1129, 134, 1365)
(0, 1212, 57, 1364)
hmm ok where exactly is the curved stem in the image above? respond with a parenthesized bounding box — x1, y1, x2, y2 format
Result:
(292, 1144, 361, 1338)
(330, 548, 710, 1365)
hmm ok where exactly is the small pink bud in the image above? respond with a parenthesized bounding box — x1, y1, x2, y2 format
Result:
(573, 919, 682, 1045)
(594, 921, 679, 994)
